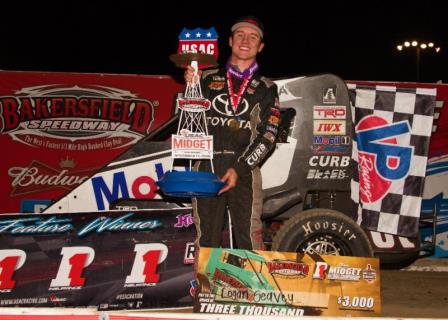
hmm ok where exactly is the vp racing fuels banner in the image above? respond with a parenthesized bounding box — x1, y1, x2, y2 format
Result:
(348, 84, 436, 237)
(0, 208, 196, 310)
(347, 80, 448, 255)
(194, 247, 381, 317)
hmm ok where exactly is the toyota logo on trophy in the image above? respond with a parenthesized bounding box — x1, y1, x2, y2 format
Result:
(157, 27, 225, 197)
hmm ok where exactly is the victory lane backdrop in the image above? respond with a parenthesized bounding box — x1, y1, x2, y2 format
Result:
(0, 208, 196, 310)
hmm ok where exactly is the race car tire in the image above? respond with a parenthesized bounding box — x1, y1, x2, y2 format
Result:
(271, 208, 374, 257)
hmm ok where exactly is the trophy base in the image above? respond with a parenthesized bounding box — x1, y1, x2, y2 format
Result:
(157, 171, 225, 198)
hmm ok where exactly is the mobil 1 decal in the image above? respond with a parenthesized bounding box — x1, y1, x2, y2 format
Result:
(313, 136, 351, 154)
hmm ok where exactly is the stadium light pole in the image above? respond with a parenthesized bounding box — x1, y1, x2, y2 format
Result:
(396, 40, 441, 82)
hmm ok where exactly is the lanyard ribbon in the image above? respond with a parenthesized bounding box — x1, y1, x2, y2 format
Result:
(227, 75, 250, 112)
(226, 61, 259, 112)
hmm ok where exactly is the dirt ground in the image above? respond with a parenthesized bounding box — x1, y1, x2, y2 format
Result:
(381, 259, 448, 318)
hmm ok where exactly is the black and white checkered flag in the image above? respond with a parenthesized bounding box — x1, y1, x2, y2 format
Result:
(349, 84, 436, 237)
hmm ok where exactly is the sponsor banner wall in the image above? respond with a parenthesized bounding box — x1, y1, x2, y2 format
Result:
(0, 208, 196, 309)
(0, 71, 182, 213)
(195, 247, 380, 317)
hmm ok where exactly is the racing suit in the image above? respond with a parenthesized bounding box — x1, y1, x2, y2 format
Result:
(192, 67, 280, 250)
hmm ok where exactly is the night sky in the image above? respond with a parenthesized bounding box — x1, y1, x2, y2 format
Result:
(1, 1, 446, 83)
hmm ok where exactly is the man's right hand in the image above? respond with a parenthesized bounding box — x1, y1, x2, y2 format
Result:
(184, 65, 202, 84)
(218, 168, 238, 195)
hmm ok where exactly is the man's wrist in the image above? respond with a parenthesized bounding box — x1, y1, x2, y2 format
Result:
(233, 161, 250, 176)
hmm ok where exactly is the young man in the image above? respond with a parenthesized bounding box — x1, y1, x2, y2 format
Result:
(185, 16, 280, 250)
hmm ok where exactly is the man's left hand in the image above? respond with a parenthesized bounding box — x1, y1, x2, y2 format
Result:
(218, 168, 238, 195)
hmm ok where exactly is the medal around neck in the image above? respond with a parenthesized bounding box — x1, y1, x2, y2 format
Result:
(157, 27, 224, 197)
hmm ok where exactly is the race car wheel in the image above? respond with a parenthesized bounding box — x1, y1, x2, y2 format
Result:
(271, 208, 373, 257)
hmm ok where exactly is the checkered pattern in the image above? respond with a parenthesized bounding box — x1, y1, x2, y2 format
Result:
(348, 84, 436, 237)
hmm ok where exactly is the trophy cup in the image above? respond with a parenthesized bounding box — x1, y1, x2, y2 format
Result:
(157, 27, 224, 197)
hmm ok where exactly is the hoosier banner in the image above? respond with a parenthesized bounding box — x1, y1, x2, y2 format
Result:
(194, 247, 381, 317)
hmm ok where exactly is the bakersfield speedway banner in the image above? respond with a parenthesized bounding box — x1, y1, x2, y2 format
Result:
(194, 247, 380, 317)
(0, 208, 196, 310)
(0, 71, 182, 213)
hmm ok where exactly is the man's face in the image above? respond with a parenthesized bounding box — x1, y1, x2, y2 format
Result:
(229, 26, 264, 61)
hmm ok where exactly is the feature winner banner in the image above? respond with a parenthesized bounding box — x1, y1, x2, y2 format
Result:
(348, 84, 435, 237)
(0, 71, 182, 213)
(0, 208, 196, 310)
(194, 247, 380, 317)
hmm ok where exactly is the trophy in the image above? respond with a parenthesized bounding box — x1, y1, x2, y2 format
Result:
(157, 27, 224, 197)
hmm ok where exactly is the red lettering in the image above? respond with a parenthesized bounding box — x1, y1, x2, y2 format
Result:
(318, 123, 334, 131)
(78, 98, 90, 117)
(130, 101, 152, 134)
(318, 264, 326, 279)
(109, 100, 122, 122)
(317, 123, 342, 132)
(1, 95, 153, 134)
(315, 107, 346, 118)
(125, 244, 167, 285)
(173, 138, 182, 149)
(19, 98, 34, 122)
(0, 98, 19, 131)
(88, 99, 102, 118)
(143, 250, 162, 283)
(68, 253, 89, 286)
(132, 176, 157, 199)
(34, 98, 50, 119)
(51, 98, 65, 117)
(100, 99, 109, 120)
(64, 98, 78, 117)
(173, 138, 212, 149)
(0, 256, 20, 289)
(119, 101, 132, 124)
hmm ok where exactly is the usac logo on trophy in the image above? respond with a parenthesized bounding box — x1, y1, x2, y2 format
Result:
(157, 27, 223, 197)
(177, 27, 218, 69)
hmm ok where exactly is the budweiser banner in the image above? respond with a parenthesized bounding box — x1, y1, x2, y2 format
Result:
(194, 247, 381, 316)
(0, 208, 196, 310)
(0, 71, 182, 213)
